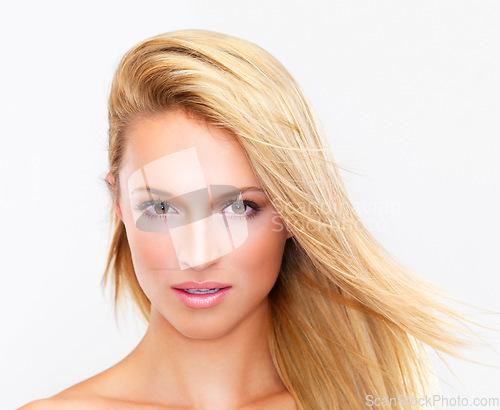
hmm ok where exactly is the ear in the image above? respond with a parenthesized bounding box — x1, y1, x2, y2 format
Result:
(107, 172, 123, 221)
(115, 202, 124, 221)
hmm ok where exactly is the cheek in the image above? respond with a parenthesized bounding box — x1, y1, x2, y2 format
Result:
(125, 231, 175, 306)
(126, 228, 177, 272)
(236, 212, 288, 287)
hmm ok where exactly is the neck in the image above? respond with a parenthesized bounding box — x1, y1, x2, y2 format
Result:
(125, 297, 286, 408)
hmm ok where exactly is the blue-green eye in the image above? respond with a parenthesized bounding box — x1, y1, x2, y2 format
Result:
(135, 198, 261, 221)
(229, 200, 246, 214)
(154, 202, 170, 214)
(135, 200, 178, 220)
(221, 199, 261, 220)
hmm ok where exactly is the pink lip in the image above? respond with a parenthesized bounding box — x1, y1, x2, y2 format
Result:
(172, 281, 230, 290)
(172, 281, 232, 309)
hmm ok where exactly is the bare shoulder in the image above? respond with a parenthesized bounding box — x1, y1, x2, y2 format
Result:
(18, 394, 168, 410)
(17, 368, 120, 410)
(18, 398, 61, 410)
(17, 395, 111, 410)
(18, 395, 112, 410)
(18, 369, 173, 410)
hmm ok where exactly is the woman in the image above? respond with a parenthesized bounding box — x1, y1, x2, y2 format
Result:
(21, 29, 473, 409)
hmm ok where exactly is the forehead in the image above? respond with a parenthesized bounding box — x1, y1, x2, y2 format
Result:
(121, 110, 259, 187)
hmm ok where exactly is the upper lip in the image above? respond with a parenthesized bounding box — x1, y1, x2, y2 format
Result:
(172, 281, 231, 290)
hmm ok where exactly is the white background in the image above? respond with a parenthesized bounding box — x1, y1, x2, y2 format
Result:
(1, 1, 499, 408)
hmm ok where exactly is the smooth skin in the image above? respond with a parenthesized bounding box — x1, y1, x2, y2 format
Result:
(20, 109, 297, 410)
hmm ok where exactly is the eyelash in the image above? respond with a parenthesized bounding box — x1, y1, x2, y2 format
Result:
(134, 197, 261, 221)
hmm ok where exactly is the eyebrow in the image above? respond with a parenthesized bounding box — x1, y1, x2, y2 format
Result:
(130, 185, 265, 199)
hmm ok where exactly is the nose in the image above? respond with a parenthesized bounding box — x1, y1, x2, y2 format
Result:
(183, 258, 219, 272)
(174, 213, 233, 271)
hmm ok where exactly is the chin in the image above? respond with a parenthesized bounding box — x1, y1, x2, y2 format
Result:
(173, 318, 236, 340)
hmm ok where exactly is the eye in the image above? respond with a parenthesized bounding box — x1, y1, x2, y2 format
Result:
(226, 200, 246, 214)
(221, 198, 260, 219)
(136, 200, 178, 219)
(153, 201, 170, 214)
(135, 198, 260, 221)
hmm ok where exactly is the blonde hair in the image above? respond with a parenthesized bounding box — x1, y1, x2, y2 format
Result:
(103, 29, 473, 409)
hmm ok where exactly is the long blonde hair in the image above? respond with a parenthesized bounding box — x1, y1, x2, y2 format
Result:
(103, 29, 473, 409)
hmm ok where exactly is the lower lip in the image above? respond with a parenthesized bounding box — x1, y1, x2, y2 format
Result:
(172, 287, 232, 309)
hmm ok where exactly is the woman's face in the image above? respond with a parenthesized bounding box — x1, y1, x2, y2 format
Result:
(113, 109, 292, 339)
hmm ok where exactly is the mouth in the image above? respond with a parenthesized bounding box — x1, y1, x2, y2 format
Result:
(172, 281, 230, 291)
(181, 288, 225, 294)
(172, 282, 232, 309)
